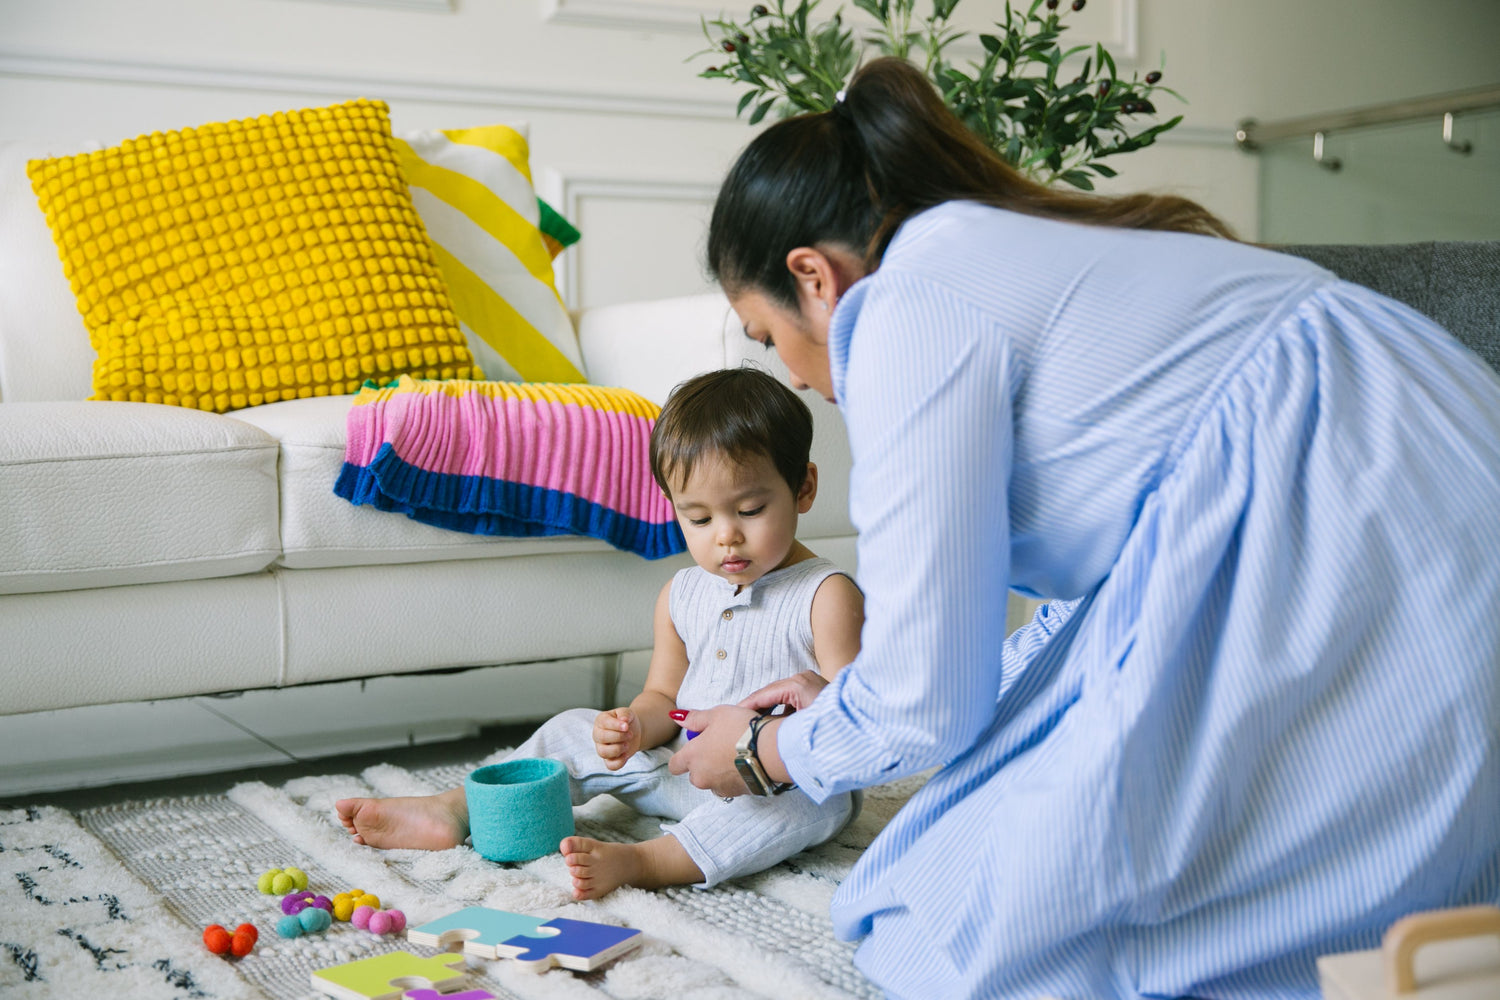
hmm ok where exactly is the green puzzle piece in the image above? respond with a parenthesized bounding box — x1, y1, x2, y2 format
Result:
(311, 950, 470, 1000)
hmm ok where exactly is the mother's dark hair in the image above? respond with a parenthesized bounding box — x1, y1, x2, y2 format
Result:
(707, 56, 1235, 309)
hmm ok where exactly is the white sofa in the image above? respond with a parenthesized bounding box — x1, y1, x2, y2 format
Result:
(0, 139, 857, 720)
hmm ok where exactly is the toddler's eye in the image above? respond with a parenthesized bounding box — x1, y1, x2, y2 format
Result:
(688, 516, 711, 526)
(740, 505, 766, 517)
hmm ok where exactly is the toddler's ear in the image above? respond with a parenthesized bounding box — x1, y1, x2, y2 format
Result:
(797, 462, 819, 513)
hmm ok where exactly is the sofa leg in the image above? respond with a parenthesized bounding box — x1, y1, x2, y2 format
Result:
(600, 653, 621, 709)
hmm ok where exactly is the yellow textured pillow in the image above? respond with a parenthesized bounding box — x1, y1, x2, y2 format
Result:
(27, 98, 480, 411)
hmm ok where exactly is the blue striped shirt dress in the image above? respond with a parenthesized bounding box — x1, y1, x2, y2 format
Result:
(775, 201, 1500, 999)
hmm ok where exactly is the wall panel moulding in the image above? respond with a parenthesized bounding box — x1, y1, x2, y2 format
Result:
(542, 0, 1138, 61)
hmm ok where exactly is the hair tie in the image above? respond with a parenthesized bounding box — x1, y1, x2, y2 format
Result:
(830, 90, 853, 122)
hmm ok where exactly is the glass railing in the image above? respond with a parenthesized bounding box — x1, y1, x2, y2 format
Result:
(1239, 87, 1500, 244)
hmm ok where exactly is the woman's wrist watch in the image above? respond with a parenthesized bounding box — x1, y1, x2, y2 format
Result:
(734, 712, 795, 796)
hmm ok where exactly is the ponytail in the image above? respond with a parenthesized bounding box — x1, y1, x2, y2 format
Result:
(708, 56, 1235, 309)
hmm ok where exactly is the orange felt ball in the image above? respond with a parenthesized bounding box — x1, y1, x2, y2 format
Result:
(230, 924, 257, 957)
(203, 924, 232, 954)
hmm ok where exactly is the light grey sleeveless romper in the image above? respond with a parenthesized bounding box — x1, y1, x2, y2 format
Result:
(508, 556, 860, 887)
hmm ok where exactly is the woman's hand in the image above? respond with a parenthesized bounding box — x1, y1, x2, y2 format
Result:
(738, 670, 829, 714)
(593, 707, 642, 770)
(667, 704, 757, 797)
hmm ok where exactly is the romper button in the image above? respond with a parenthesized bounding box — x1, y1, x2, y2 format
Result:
(716, 649, 727, 660)
(722, 609, 733, 621)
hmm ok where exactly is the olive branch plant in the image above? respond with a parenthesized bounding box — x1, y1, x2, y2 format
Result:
(694, 0, 1183, 190)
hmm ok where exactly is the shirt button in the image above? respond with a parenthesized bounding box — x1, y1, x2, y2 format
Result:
(722, 609, 733, 621)
(716, 649, 727, 660)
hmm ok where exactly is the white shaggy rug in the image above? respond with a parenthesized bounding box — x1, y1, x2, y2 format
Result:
(3, 754, 927, 1000)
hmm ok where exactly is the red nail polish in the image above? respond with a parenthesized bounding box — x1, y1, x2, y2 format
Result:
(668, 710, 688, 721)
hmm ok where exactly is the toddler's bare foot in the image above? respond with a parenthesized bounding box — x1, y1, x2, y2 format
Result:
(560, 834, 702, 900)
(335, 788, 468, 850)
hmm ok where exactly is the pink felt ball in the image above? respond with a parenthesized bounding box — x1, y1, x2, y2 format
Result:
(385, 910, 405, 933)
(351, 905, 374, 929)
(367, 911, 393, 935)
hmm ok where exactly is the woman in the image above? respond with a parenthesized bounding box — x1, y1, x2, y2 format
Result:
(668, 57, 1500, 999)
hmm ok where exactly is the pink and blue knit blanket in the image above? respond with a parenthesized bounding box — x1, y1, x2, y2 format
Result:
(335, 376, 686, 559)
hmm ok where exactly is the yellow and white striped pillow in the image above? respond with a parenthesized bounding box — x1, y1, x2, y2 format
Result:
(396, 125, 586, 383)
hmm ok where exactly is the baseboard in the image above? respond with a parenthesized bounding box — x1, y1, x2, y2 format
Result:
(0, 654, 647, 799)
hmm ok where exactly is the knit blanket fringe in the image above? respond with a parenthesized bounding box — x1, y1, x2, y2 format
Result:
(335, 376, 686, 559)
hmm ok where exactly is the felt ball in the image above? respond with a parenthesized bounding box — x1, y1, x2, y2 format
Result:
(311, 894, 333, 912)
(299, 907, 332, 933)
(256, 871, 277, 894)
(284, 867, 308, 890)
(230, 924, 257, 957)
(367, 911, 393, 935)
(385, 910, 405, 934)
(281, 892, 312, 915)
(276, 915, 304, 939)
(203, 924, 231, 954)
(271, 872, 293, 895)
(350, 905, 373, 929)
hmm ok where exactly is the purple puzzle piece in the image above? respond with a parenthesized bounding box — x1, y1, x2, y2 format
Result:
(500, 917, 643, 972)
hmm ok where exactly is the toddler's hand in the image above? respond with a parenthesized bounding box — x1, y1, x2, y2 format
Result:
(593, 707, 641, 770)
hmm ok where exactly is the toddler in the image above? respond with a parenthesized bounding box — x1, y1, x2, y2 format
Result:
(335, 366, 864, 898)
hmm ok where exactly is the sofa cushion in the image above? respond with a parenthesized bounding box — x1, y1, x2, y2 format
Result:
(229, 394, 616, 569)
(0, 138, 101, 403)
(26, 99, 481, 412)
(396, 125, 586, 384)
(0, 401, 280, 594)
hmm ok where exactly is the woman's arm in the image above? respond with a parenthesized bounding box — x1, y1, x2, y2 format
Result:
(777, 273, 1017, 799)
(672, 273, 1018, 799)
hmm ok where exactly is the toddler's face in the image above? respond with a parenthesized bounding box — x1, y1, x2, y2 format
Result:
(668, 449, 814, 590)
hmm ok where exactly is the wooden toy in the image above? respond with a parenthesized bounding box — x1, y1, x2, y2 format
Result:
(1319, 904, 1500, 999)
(406, 905, 642, 972)
(311, 950, 469, 1000)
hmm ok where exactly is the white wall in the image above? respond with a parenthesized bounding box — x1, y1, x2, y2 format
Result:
(2, 0, 1498, 310)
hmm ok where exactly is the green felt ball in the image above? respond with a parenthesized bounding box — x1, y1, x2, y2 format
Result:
(271, 872, 294, 895)
(284, 866, 308, 891)
(256, 871, 276, 894)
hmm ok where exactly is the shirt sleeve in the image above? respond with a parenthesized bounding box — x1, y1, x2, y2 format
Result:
(781, 272, 1017, 801)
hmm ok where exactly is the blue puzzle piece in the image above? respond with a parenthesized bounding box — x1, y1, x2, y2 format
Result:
(406, 906, 548, 959)
(499, 916, 643, 973)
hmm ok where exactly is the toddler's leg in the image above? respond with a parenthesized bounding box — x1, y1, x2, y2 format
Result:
(559, 834, 704, 900)
(664, 789, 859, 887)
(336, 708, 674, 851)
(335, 786, 468, 850)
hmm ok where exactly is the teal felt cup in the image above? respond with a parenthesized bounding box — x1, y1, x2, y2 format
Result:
(465, 758, 575, 863)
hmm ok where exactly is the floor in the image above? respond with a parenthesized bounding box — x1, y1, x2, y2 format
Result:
(0, 652, 651, 812)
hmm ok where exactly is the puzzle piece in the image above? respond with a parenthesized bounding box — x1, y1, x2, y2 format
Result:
(403, 991, 496, 1000)
(406, 906, 549, 959)
(405, 906, 643, 973)
(499, 916, 643, 973)
(311, 950, 469, 1000)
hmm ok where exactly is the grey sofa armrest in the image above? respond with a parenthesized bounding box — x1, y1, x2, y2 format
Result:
(1279, 241, 1500, 376)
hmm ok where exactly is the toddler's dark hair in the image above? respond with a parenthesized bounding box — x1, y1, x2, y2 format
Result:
(650, 366, 814, 499)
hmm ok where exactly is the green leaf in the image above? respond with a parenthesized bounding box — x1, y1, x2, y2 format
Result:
(1090, 161, 1117, 177)
(748, 97, 777, 124)
(737, 90, 759, 116)
(1059, 170, 1094, 190)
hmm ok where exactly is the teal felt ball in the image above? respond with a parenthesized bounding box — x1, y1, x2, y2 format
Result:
(299, 908, 332, 933)
(276, 915, 303, 939)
